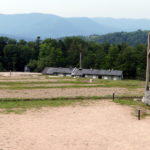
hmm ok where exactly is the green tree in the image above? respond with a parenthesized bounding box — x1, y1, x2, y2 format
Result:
(3, 44, 19, 71)
(37, 42, 63, 71)
(117, 46, 137, 78)
(104, 45, 120, 69)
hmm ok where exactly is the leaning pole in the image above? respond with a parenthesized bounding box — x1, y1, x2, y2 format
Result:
(142, 32, 150, 105)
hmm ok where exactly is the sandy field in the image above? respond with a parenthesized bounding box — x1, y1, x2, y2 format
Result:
(0, 72, 41, 77)
(0, 100, 150, 150)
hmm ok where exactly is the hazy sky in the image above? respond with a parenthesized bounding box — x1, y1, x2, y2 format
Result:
(0, 0, 150, 18)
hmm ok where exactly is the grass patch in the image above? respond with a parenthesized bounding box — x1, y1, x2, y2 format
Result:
(95, 79, 144, 89)
(0, 79, 145, 90)
(0, 84, 106, 90)
(114, 99, 145, 107)
(0, 96, 144, 114)
(114, 98, 150, 119)
(0, 99, 79, 109)
(0, 96, 112, 113)
(0, 98, 91, 114)
(0, 97, 148, 116)
(0, 96, 111, 102)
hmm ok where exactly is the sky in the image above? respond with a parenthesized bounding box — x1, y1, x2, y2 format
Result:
(0, 0, 150, 18)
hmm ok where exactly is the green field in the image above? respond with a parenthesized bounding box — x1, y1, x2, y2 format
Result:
(0, 77, 145, 90)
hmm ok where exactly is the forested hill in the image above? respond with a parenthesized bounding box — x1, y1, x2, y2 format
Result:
(0, 36, 146, 79)
(84, 30, 149, 46)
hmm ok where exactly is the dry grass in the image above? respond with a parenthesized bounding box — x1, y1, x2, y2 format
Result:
(0, 72, 144, 99)
(0, 87, 144, 99)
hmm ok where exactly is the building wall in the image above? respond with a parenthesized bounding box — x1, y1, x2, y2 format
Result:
(48, 72, 122, 80)
(102, 76, 111, 80)
(58, 73, 72, 77)
(113, 76, 122, 80)
(102, 76, 122, 80)
(58, 74, 65, 77)
(66, 74, 72, 77)
(85, 75, 99, 79)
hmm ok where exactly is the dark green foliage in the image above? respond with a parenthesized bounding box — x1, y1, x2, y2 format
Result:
(85, 30, 148, 46)
(0, 35, 147, 79)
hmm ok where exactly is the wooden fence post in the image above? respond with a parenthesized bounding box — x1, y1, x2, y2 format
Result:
(138, 110, 141, 120)
(113, 93, 115, 101)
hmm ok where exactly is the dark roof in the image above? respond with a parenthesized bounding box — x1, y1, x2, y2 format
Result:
(73, 69, 122, 76)
(98, 70, 122, 76)
(42, 67, 123, 76)
(42, 67, 73, 75)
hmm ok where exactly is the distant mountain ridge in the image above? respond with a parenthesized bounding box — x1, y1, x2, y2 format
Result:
(0, 13, 150, 40)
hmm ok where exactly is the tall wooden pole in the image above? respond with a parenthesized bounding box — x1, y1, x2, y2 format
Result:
(146, 32, 150, 91)
(142, 32, 150, 105)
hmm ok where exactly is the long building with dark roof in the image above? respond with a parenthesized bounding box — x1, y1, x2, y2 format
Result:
(42, 67, 123, 80)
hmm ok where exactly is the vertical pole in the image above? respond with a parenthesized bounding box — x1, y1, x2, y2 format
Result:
(138, 110, 141, 120)
(146, 32, 150, 91)
(113, 93, 115, 101)
(80, 52, 82, 69)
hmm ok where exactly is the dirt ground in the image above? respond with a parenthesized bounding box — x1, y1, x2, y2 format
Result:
(0, 87, 143, 98)
(0, 100, 150, 150)
(0, 72, 41, 77)
(0, 72, 144, 98)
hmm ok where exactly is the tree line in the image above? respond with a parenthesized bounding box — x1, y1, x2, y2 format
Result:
(84, 30, 148, 46)
(0, 36, 147, 79)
